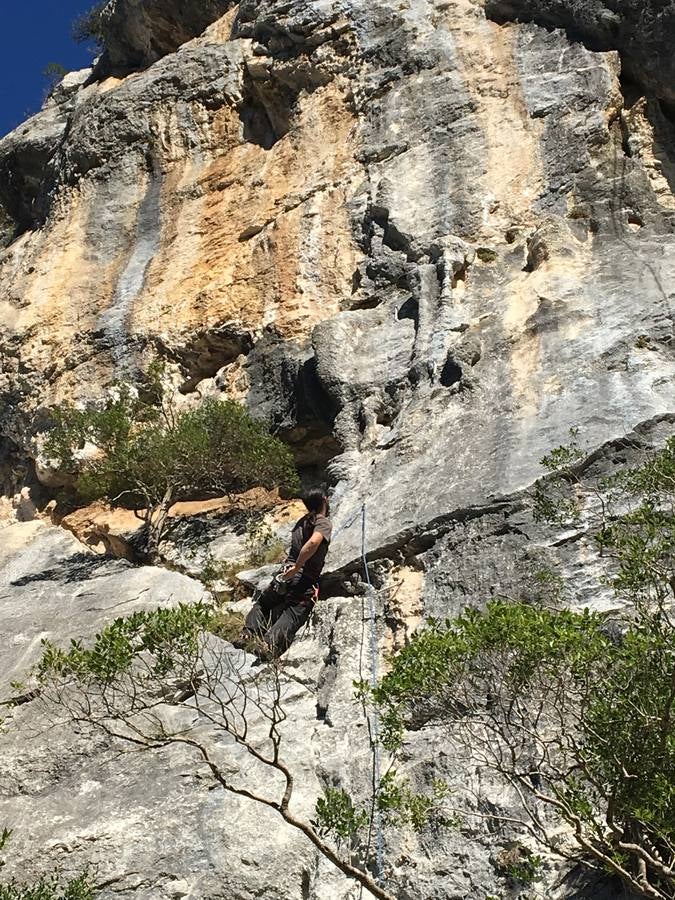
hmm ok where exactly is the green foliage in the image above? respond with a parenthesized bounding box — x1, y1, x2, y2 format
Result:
(496, 846, 542, 886)
(532, 428, 585, 526)
(531, 567, 566, 606)
(0, 873, 94, 900)
(208, 609, 246, 643)
(72, 3, 107, 46)
(377, 772, 454, 831)
(536, 433, 675, 609)
(476, 247, 498, 263)
(198, 518, 285, 593)
(314, 787, 369, 847)
(374, 601, 609, 749)
(245, 519, 285, 568)
(377, 601, 675, 882)
(378, 433, 675, 899)
(36, 603, 215, 685)
(44, 381, 299, 534)
(581, 615, 675, 844)
(199, 552, 241, 592)
(42, 63, 69, 95)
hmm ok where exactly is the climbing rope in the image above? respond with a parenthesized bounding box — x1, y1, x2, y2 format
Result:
(331, 505, 363, 540)
(361, 504, 385, 885)
(336, 502, 385, 885)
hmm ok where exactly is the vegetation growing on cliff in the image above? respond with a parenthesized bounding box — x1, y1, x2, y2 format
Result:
(375, 435, 675, 900)
(44, 369, 299, 560)
(0, 830, 94, 899)
(33, 604, 401, 900)
(0, 874, 94, 900)
(71, 2, 107, 48)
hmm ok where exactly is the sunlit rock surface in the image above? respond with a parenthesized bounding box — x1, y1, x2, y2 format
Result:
(1, 0, 674, 896)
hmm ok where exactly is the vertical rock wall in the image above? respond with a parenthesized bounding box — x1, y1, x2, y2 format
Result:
(1, 0, 674, 897)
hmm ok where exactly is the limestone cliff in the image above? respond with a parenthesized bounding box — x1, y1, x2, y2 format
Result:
(0, 0, 674, 897)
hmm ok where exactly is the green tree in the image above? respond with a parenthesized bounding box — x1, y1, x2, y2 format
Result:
(33, 604, 398, 900)
(30, 598, 451, 900)
(44, 375, 299, 561)
(375, 435, 675, 900)
(42, 63, 69, 97)
(71, 3, 107, 48)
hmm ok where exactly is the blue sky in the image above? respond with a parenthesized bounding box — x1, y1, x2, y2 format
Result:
(0, 1, 98, 137)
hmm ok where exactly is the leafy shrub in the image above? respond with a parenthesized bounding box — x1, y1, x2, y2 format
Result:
(44, 381, 299, 558)
(0, 874, 94, 900)
(37, 603, 215, 684)
(208, 609, 246, 643)
(199, 518, 286, 594)
(72, 3, 107, 47)
(376, 434, 675, 900)
(42, 63, 69, 97)
(245, 519, 286, 567)
(46, 391, 298, 509)
(496, 846, 542, 886)
(314, 787, 369, 847)
(377, 772, 453, 831)
(33, 604, 397, 900)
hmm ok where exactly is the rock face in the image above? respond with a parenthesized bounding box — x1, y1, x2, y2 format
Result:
(485, 0, 675, 104)
(1, 0, 674, 897)
(0, 521, 208, 698)
(100, 0, 238, 72)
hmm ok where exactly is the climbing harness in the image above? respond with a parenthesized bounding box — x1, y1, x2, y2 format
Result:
(270, 563, 298, 596)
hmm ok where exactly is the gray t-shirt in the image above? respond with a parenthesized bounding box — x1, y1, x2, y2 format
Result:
(288, 514, 332, 584)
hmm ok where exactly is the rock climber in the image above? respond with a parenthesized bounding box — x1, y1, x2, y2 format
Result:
(234, 489, 332, 660)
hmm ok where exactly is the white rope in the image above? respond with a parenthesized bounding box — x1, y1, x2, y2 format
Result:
(361, 503, 385, 885)
(337, 502, 385, 884)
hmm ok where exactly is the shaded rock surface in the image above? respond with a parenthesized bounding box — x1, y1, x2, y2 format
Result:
(1, 0, 675, 897)
(100, 0, 238, 73)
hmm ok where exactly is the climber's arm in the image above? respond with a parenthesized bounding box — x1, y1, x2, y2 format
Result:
(283, 531, 325, 579)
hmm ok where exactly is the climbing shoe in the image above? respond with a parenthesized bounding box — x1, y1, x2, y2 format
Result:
(232, 630, 256, 651)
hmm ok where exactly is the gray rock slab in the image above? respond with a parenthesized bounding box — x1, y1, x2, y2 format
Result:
(486, 0, 675, 104)
(0, 522, 207, 699)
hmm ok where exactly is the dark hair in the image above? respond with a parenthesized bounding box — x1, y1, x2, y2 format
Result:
(303, 489, 327, 514)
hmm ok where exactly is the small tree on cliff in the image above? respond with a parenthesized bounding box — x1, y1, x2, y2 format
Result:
(71, 2, 107, 49)
(44, 372, 299, 560)
(375, 434, 675, 900)
(32, 605, 415, 900)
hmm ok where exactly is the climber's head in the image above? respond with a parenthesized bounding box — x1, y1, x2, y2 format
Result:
(303, 489, 329, 517)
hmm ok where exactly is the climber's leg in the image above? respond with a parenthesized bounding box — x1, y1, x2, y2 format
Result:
(233, 588, 281, 648)
(262, 578, 316, 657)
(263, 598, 313, 658)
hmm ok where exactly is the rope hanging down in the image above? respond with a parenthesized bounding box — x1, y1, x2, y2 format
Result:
(361, 504, 385, 885)
(336, 502, 385, 885)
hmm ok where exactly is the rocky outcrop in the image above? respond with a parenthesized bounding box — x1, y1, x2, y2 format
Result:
(486, 0, 675, 104)
(1, 423, 659, 899)
(100, 0, 238, 72)
(1, 0, 675, 897)
(0, 521, 208, 698)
